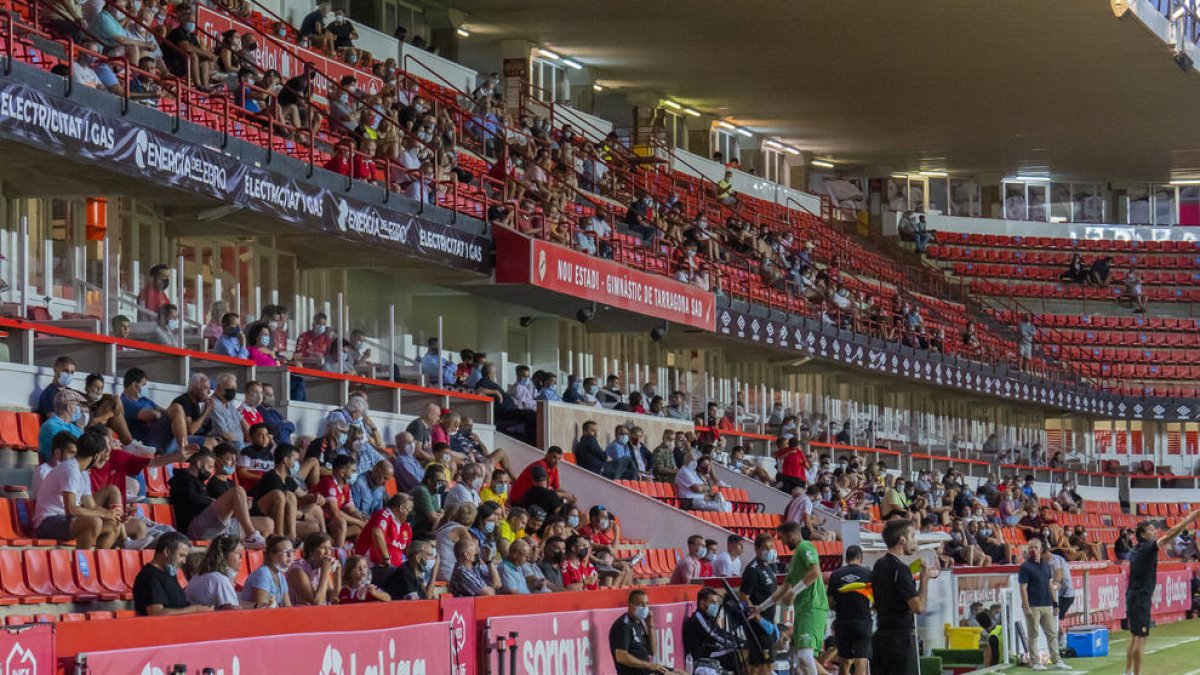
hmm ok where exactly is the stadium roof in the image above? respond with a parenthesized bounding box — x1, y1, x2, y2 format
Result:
(456, 0, 1200, 180)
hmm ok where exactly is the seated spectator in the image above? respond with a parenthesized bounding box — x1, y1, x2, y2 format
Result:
(726, 445, 773, 484)
(208, 373, 248, 445)
(495, 506, 527, 557)
(241, 535, 293, 608)
(316, 455, 367, 546)
(37, 355, 77, 419)
(1124, 269, 1147, 313)
(354, 493, 412, 576)
(675, 452, 732, 512)
(249, 444, 326, 539)
(168, 448, 268, 548)
(145, 372, 211, 452)
(257, 383, 295, 444)
(410, 465, 448, 539)
(434, 503, 478, 582)
(380, 539, 438, 600)
(1055, 481, 1082, 514)
(162, 8, 216, 89)
(120, 368, 164, 445)
(651, 430, 679, 482)
(479, 469, 511, 507)
(420, 337, 456, 384)
(33, 430, 118, 549)
(622, 194, 657, 244)
(184, 534, 245, 610)
(445, 463, 486, 508)
(351, 460, 393, 516)
(501, 539, 550, 594)
(510, 446, 575, 507)
(31, 431, 74, 497)
(86, 424, 189, 545)
(247, 324, 287, 366)
(602, 425, 638, 480)
(573, 420, 606, 475)
(38, 389, 85, 462)
(392, 431, 424, 492)
(338, 554, 390, 603)
(238, 422, 276, 483)
(288, 532, 340, 606)
(712, 535, 744, 577)
(134, 532, 212, 616)
(449, 536, 500, 597)
(71, 42, 122, 94)
(1059, 253, 1088, 283)
(111, 314, 132, 339)
(561, 534, 599, 591)
(294, 313, 332, 367)
(214, 313, 249, 359)
(1089, 255, 1112, 286)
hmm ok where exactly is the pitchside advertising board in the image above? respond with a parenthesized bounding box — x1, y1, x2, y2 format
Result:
(83, 622, 454, 674)
(494, 228, 716, 332)
(0, 624, 53, 675)
(0, 79, 490, 274)
(485, 602, 692, 675)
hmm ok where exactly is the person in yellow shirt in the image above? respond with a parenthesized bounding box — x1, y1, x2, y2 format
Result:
(479, 468, 511, 508)
(497, 506, 529, 557)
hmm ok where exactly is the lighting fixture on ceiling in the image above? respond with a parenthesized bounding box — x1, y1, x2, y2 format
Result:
(736, 127, 753, 138)
(764, 140, 783, 150)
(561, 58, 583, 70)
(682, 107, 700, 117)
(811, 159, 834, 169)
(919, 170, 948, 177)
(1168, 179, 1200, 185)
(456, 27, 470, 37)
(660, 100, 682, 110)
(537, 48, 560, 60)
(784, 147, 800, 156)
(716, 121, 736, 131)
(593, 83, 604, 92)
(1011, 175, 1050, 182)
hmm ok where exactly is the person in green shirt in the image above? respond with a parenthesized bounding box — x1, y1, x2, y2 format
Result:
(749, 521, 827, 675)
(408, 464, 447, 538)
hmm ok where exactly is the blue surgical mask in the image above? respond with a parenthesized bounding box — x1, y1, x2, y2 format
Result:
(70, 407, 82, 422)
(258, 334, 271, 347)
(57, 372, 72, 387)
(337, 432, 348, 446)
(634, 606, 649, 621)
(618, 434, 630, 445)
(422, 557, 436, 573)
(567, 515, 580, 528)
(165, 563, 178, 577)
(588, 385, 599, 395)
(762, 549, 777, 563)
(221, 465, 235, 475)
(484, 521, 496, 533)
(705, 603, 719, 619)
(183, 21, 195, 33)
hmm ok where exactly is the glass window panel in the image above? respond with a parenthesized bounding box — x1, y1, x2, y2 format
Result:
(1028, 184, 1047, 222)
(1152, 185, 1176, 225)
(1004, 182, 1026, 220)
(929, 177, 948, 214)
(1127, 185, 1150, 225)
(1051, 183, 1072, 221)
(1179, 186, 1200, 225)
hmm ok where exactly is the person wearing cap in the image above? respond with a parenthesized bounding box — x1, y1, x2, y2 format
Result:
(515, 463, 565, 516)
(38, 389, 87, 462)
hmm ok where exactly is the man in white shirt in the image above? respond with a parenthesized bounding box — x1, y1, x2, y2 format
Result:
(33, 429, 121, 548)
(443, 462, 484, 508)
(711, 535, 744, 577)
(674, 454, 731, 513)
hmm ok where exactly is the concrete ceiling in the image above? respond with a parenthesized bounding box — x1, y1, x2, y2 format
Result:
(454, 0, 1200, 180)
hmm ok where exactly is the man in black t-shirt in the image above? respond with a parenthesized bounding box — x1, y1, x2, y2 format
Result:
(609, 589, 680, 675)
(133, 532, 212, 616)
(380, 539, 437, 600)
(870, 519, 927, 675)
(739, 533, 779, 674)
(249, 443, 325, 541)
(1125, 510, 1200, 675)
(161, 8, 215, 88)
(148, 373, 213, 452)
(829, 545, 873, 674)
(168, 449, 265, 547)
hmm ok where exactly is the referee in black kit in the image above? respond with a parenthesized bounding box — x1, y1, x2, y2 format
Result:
(1124, 508, 1200, 675)
(828, 545, 872, 675)
(870, 519, 928, 675)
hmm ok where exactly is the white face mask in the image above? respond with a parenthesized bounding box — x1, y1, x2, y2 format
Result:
(470, 477, 484, 492)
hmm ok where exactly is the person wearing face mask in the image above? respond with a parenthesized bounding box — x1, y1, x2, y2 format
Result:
(610, 589, 681, 675)
(150, 303, 181, 347)
(410, 465, 449, 539)
(682, 587, 740, 672)
(162, 8, 215, 89)
(315, 455, 368, 546)
(246, 324, 286, 367)
(561, 533, 599, 591)
(390, 430, 423, 492)
(36, 355, 79, 419)
(134, 532, 213, 616)
(33, 428, 121, 549)
(241, 535, 293, 608)
(248, 444, 326, 540)
(214, 312, 249, 359)
(381, 538, 438, 600)
(353, 492, 412, 577)
(739, 533, 781, 675)
(169, 448, 269, 548)
(295, 312, 333, 367)
(207, 373, 247, 446)
(444, 463, 486, 509)
(37, 389, 87, 462)
(602, 425, 639, 481)
(136, 263, 171, 315)
(305, 410, 353, 474)
(254, 382, 294, 445)
(479, 469, 512, 508)
(184, 534, 246, 610)
(323, 8, 358, 58)
(578, 376, 602, 408)
(675, 453, 732, 513)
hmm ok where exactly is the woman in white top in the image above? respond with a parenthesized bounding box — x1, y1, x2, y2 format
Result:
(435, 502, 478, 582)
(185, 534, 244, 610)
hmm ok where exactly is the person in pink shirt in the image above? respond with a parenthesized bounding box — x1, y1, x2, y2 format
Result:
(430, 409, 455, 446)
(137, 264, 171, 315)
(669, 535, 705, 584)
(247, 324, 287, 367)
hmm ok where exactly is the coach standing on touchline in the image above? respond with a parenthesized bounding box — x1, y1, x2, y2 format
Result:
(1124, 508, 1200, 675)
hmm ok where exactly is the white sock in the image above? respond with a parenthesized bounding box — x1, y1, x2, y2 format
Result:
(795, 647, 818, 675)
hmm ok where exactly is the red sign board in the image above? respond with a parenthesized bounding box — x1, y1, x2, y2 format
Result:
(84, 622, 454, 674)
(0, 624, 53, 675)
(485, 601, 692, 675)
(440, 595, 477, 675)
(495, 228, 716, 331)
(196, 7, 382, 98)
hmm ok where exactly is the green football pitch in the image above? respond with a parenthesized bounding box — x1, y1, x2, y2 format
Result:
(973, 619, 1200, 674)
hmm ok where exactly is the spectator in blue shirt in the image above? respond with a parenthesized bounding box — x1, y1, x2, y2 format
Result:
(602, 425, 637, 480)
(420, 337, 455, 385)
(536, 372, 561, 402)
(120, 367, 164, 444)
(214, 313, 250, 359)
(351, 460, 393, 516)
(38, 389, 85, 462)
(392, 431, 423, 492)
(37, 356, 77, 419)
(257, 383, 294, 444)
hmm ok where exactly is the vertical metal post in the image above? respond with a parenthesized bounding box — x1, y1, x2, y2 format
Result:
(336, 292, 345, 375)
(496, 635, 507, 675)
(195, 274, 204, 349)
(507, 632, 518, 675)
(175, 255, 185, 348)
(42, 239, 53, 307)
(388, 305, 396, 382)
(101, 237, 110, 334)
(20, 216, 29, 318)
(437, 314, 444, 389)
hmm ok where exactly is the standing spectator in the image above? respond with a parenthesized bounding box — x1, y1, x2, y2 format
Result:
(184, 534, 244, 610)
(712, 534, 744, 577)
(1019, 538, 1070, 670)
(1018, 314, 1037, 371)
(137, 263, 171, 315)
(294, 313, 332, 367)
(133, 532, 212, 616)
(1047, 550, 1075, 622)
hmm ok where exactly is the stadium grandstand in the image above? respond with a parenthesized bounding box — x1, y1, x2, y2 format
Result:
(0, 0, 1195, 673)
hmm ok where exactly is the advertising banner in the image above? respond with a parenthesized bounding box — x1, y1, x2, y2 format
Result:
(440, 596, 477, 675)
(84, 622, 453, 674)
(0, 624, 54, 675)
(1150, 567, 1192, 615)
(494, 229, 715, 331)
(485, 601, 691, 675)
(1081, 570, 1127, 620)
(0, 80, 492, 273)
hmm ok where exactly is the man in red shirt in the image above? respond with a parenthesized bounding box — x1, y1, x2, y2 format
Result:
(315, 455, 367, 546)
(294, 312, 333, 368)
(136, 264, 171, 314)
(88, 428, 193, 545)
(775, 437, 809, 493)
(354, 493, 413, 575)
(510, 446, 576, 506)
(561, 533, 599, 591)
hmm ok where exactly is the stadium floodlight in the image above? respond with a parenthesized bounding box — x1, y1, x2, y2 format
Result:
(919, 170, 948, 177)
(660, 100, 682, 110)
(1169, 179, 1200, 185)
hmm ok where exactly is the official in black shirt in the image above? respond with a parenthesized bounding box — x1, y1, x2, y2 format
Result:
(682, 588, 740, 672)
(829, 545, 874, 672)
(573, 421, 606, 475)
(133, 532, 212, 616)
(870, 519, 927, 675)
(1125, 511, 1200, 674)
(609, 589, 677, 675)
(739, 533, 780, 671)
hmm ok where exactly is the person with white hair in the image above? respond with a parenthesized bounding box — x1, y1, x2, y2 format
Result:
(207, 372, 247, 445)
(148, 372, 214, 452)
(37, 388, 87, 462)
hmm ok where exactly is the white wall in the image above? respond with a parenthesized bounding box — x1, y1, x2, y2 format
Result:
(907, 212, 1200, 242)
(670, 149, 822, 214)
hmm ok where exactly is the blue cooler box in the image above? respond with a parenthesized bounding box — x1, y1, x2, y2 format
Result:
(1066, 626, 1109, 657)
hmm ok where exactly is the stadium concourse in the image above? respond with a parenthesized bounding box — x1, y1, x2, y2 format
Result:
(0, 0, 1198, 674)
